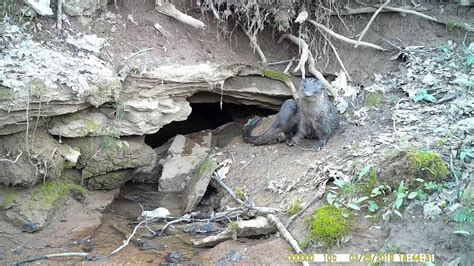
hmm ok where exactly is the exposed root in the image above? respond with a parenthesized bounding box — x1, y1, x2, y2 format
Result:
(335, 5, 426, 16)
(56, 0, 63, 31)
(278, 34, 308, 79)
(308, 19, 387, 52)
(0, 149, 23, 163)
(155, 1, 206, 30)
(355, 0, 391, 48)
(239, 24, 267, 66)
(278, 34, 337, 97)
(320, 30, 351, 81)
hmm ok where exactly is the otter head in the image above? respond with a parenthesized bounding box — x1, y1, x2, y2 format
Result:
(298, 78, 323, 100)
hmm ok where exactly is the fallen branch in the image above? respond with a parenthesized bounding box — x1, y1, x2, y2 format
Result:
(268, 214, 309, 266)
(286, 179, 328, 228)
(278, 34, 337, 97)
(308, 19, 387, 52)
(211, 175, 280, 214)
(155, 1, 206, 30)
(355, 0, 391, 48)
(12, 252, 91, 265)
(240, 24, 267, 66)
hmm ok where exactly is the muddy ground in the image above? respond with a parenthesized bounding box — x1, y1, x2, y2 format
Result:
(1, 0, 473, 265)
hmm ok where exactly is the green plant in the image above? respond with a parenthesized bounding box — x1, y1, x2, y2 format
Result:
(234, 188, 246, 201)
(309, 205, 350, 247)
(407, 150, 449, 182)
(287, 198, 302, 216)
(451, 207, 474, 223)
(365, 91, 383, 107)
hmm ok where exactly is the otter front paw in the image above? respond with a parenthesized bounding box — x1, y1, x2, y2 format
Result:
(286, 137, 299, 146)
(312, 140, 327, 151)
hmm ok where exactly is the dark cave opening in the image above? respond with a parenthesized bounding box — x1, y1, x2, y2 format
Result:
(144, 100, 278, 148)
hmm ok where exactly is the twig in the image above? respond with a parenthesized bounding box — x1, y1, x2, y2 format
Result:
(449, 152, 461, 202)
(12, 252, 91, 265)
(355, 0, 390, 48)
(286, 179, 328, 228)
(211, 175, 280, 214)
(267, 214, 309, 266)
(308, 20, 387, 51)
(0, 149, 22, 163)
(319, 30, 351, 81)
(278, 35, 308, 79)
(240, 158, 255, 169)
(56, 0, 63, 31)
(123, 48, 154, 61)
(267, 58, 298, 66)
(239, 24, 267, 66)
(278, 34, 337, 97)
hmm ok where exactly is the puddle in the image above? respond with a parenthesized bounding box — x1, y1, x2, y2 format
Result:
(87, 183, 208, 264)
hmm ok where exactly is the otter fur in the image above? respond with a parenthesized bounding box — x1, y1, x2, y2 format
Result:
(242, 78, 339, 150)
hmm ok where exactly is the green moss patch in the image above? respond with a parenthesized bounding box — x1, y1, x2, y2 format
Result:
(0, 86, 14, 102)
(407, 150, 449, 182)
(309, 205, 350, 247)
(365, 91, 383, 108)
(287, 198, 302, 216)
(263, 69, 291, 83)
(28, 180, 87, 209)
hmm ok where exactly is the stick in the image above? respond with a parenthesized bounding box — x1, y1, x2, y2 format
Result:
(278, 35, 308, 79)
(278, 34, 337, 97)
(240, 24, 267, 66)
(286, 179, 328, 228)
(320, 31, 351, 81)
(123, 48, 154, 61)
(211, 175, 280, 214)
(268, 58, 298, 66)
(355, 0, 391, 48)
(56, 0, 63, 30)
(308, 20, 387, 52)
(267, 214, 309, 266)
(155, 2, 206, 30)
(12, 253, 91, 265)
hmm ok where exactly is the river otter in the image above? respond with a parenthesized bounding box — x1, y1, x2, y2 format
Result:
(242, 99, 299, 145)
(242, 78, 339, 150)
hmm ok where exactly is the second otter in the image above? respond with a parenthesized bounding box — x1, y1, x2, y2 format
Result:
(242, 78, 339, 150)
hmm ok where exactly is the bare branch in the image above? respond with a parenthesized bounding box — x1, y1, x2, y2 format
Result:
(308, 20, 387, 52)
(155, 2, 206, 30)
(355, 0, 391, 48)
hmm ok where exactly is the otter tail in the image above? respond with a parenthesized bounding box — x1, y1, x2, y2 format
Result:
(242, 117, 285, 145)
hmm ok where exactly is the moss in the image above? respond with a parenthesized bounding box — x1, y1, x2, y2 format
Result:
(287, 198, 302, 216)
(0, 189, 17, 209)
(0, 86, 14, 101)
(84, 119, 101, 134)
(358, 166, 377, 196)
(234, 188, 246, 201)
(435, 139, 445, 149)
(227, 221, 238, 233)
(446, 21, 457, 31)
(196, 158, 218, 178)
(407, 150, 449, 182)
(365, 91, 383, 108)
(27, 180, 87, 209)
(263, 69, 291, 83)
(309, 205, 350, 247)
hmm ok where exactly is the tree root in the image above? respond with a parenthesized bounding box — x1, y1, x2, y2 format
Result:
(12, 252, 92, 265)
(308, 19, 387, 52)
(333, 5, 426, 16)
(155, 1, 206, 30)
(240, 24, 267, 66)
(278, 34, 337, 97)
(355, 0, 391, 48)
